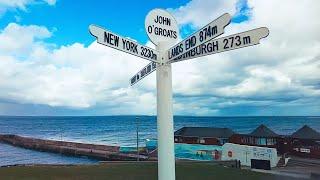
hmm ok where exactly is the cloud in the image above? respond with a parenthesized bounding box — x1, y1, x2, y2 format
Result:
(0, 23, 157, 115)
(0, 23, 52, 57)
(0, 0, 56, 17)
(0, 0, 319, 116)
(168, 0, 320, 115)
(170, 0, 237, 28)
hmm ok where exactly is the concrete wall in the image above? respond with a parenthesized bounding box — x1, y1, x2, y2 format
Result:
(0, 134, 149, 161)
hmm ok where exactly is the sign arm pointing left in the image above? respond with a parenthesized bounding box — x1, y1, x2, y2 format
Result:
(89, 24, 159, 63)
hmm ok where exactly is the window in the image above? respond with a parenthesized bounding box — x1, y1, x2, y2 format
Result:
(221, 138, 228, 144)
(300, 148, 310, 153)
(267, 138, 276, 145)
(258, 138, 266, 145)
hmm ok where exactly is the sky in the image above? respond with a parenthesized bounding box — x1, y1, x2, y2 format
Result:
(0, 0, 319, 116)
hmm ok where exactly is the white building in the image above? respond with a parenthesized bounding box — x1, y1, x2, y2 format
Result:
(221, 143, 279, 168)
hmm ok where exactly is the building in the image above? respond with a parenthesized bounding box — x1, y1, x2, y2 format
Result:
(174, 127, 235, 145)
(221, 143, 278, 169)
(290, 125, 320, 159)
(174, 124, 320, 159)
(229, 124, 280, 148)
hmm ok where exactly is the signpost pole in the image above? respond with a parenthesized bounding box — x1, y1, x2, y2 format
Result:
(156, 42, 175, 180)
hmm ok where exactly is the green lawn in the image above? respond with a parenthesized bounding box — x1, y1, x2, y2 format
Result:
(0, 162, 293, 180)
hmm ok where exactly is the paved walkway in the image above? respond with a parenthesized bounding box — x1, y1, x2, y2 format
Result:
(251, 168, 310, 179)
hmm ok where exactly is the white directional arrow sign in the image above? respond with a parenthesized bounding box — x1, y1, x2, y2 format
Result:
(89, 24, 159, 62)
(170, 27, 269, 63)
(130, 62, 157, 86)
(167, 13, 231, 61)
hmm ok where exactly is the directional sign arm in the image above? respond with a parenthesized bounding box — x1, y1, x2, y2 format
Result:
(89, 24, 159, 62)
(130, 62, 157, 86)
(167, 13, 231, 61)
(170, 27, 269, 63)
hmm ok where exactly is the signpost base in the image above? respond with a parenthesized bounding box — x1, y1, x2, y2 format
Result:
(156, 42, 175, 180)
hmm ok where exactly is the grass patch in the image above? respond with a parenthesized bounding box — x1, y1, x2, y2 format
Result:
(0, 162, 291, 180)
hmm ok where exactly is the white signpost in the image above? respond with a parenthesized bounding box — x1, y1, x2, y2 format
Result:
(89, 8, 269, 180)
(145, 9, 178, 180)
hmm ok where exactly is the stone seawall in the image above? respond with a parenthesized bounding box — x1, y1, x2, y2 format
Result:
(0, 134, 148, 161)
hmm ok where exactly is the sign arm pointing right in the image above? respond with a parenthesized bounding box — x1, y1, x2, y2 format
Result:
(170, 27, 270, 63)
(167, 13, 231, 61)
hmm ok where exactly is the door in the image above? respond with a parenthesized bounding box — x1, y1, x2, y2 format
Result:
(251, 159, 271, 170)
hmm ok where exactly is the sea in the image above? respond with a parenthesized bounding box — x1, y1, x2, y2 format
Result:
(0, 116, 319, 166)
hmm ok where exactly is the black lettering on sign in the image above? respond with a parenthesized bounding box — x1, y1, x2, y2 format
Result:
(104, 32, 119, 47)
(185, 35, 196, 51)
(168, 43, 183, 59)
(173, 40, 219, 61)
(173, 31, 177, 39)
(154, 27, 177, 39)
(235, 36, 241, 46)
(152, 62, 156, 69)
(223, 39, 229, 49)
(201, 43, 207, 54)
(122, 39, 138, 54)
(147, 64, 151, 73)
(141, 47, 146, 57)
(131, 76, 136, 84)
(131, 42, 138, 53)
(205, 41, 219, 52)
(141, 68, 146, 77)
(199, 25, 218, 42)
(229, 36, 234, 48)
(154, 15, 171, 26)
(223, 35, 251, 49)
(147, 26, 152, 33)
(243, 36, 251, 44)
(141, 47, 157, 60)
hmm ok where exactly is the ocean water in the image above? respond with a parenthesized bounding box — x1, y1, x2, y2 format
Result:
(0, 143, 98, 166)
(0, 116, 319, 166)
